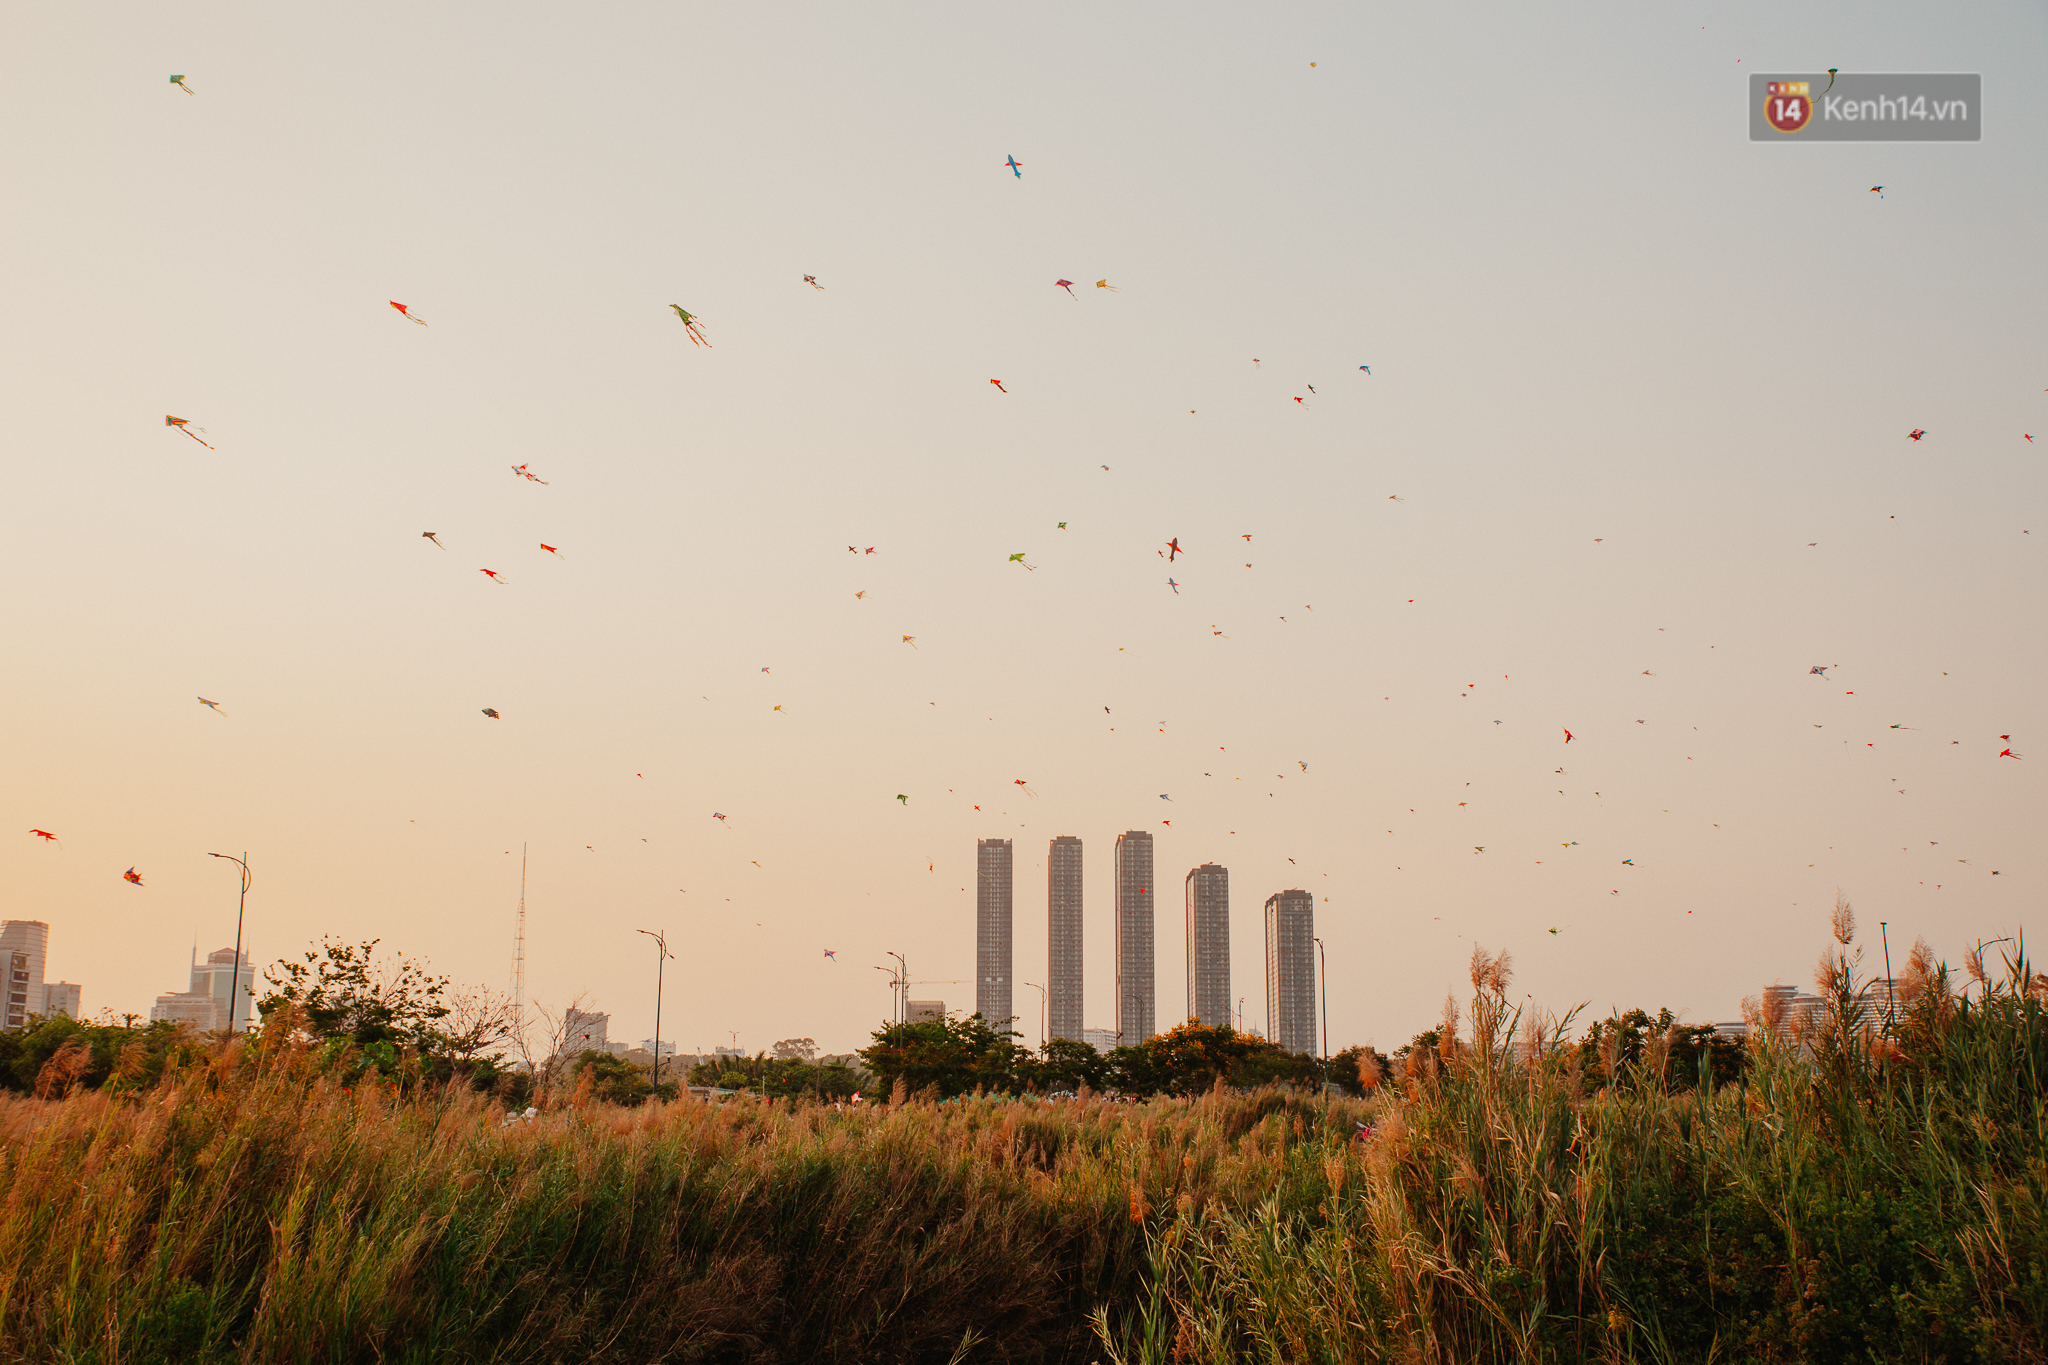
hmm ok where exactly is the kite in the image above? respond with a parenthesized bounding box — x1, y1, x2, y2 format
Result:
(1100, 465, 1110, 471)
(1006, 155, 1022, 177)
(1057, 522, 1067, 529)
(1307, 384, 1316, 394)
(1823, 68, 1839, 94)
(1563, 729, 1574, 743)
(423, 532, 445, 550)
(1055, 279, 1076, 298)
(823, 949, 837, 960)
(480, 569, 507, 583)
(1166, 578, 1180, 594)
(670, 306, 710, 346)
(123, 867, 145, 885)
(804, 275, 824, 289)
(1810, 665, 1828, 676)
(197, 697, 223, 713)
(1294, 397, 1305, 405)
(1622, 859, 1635, 866)
(482, 708, 500, 718)
(1014, 780, 1037, 797)
(165, 416, 214, 449)
(712, 812, 730, 827)
(1360, 366, 1371, 374)
(1242, 534, 1252, 542)
(511, 463, 549, 484)
(865, 547, 876, 555)
(1871, 186, 1884, 198)
(1907, 429, 1924, 441)
(761, 667, 771, 673)
(540, 544, 563, 558)
(1299, 762, 1307, 772)
(170, 74, 193, 94)
(990, 379, 1008, 393)
(1007, 553, 1035, 570)
(29, 830, 59, 847)
(389, 301, 428, 326)
(896, 794, 909, 805)
(1096, 280, 1117, 291)
(1253, 359, 1260, 368)
(854, 591, 867, 600)
(1158, 794, 1171, 801)
(2001, 748, 2021, 759)
(1164, 538, 1184, 561)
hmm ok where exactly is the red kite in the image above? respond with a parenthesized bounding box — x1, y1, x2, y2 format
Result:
(1907, 429, 1924, 441)
(123, 867, 144, 885)
(29, 829, 60, 847)
(990, 379, 1008, 393)
(1055, 279, 1076, 298)
(389, 301, 428, 326)
(480, 569, 507, 584)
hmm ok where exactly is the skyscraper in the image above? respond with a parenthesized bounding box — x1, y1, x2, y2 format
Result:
(1114, 830, 1155, 1044)
(1184, 863, 1230, 1028)
(977, 838, 1014, 1026)
(1264, 890, 1316, 1055)
(1048, 836, 1084, 1042)
(0, 921, 50, 1030)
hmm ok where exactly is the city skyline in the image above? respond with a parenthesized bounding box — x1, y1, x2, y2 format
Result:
(4, 4, 2040, 1058)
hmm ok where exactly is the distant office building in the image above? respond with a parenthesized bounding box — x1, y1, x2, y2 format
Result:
(0, 921, 51, 1029)
(41, 982, 80, 1020)
(1264, 890, 1316, 1055)
(1761, 984, 1826, 1035)
(1184, 864, 1231, 1028)
(1115, 830, 1156, 1044)
(146, 945, 247, 1033)
(977, 838, 1014, 1025)
(150, 990, 224, 1031)
(714, 1045, 748, 1060)
(1080, 1027, 1120, 1056)
(637, 1039, 677, 1056)
(563, 1008, 610, 1054)
(907, 999, 946, 1023)
(1048, 836, 1084, 1042)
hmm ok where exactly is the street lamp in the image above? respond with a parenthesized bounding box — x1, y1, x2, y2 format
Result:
(1024, 982, 1046, 1048)
(888, 951, 907, 1023)
(1314, 936, 1329, 1081)
(206, 853, 251, 1033)
(636, 929, 673, 1089)
(873, 964, 901, 1024)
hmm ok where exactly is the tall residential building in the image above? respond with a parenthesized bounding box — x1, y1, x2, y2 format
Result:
(1184, 864, 1231, 1028)
(41, 983, 81, 1020)
(563, 1008, 610, 1054)
(1264, 890, 1316, 1055)
(1048, 836, 1084, 1042)
(977, 838, 1013, 1026)
(1114, 830, 1156, 1044)
(0, 921, 50, 1029)
(1080, 1027, 1120, 1055)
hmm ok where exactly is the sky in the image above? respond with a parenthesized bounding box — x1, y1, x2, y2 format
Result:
(3, 2, 2043, 1058)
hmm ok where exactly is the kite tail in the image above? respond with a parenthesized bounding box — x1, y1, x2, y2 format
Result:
(182, 428, 215, 449)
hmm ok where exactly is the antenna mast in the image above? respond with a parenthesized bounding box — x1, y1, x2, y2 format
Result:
(512, 843, 528, 1053)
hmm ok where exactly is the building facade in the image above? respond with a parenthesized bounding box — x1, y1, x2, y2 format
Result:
(190, 947, 255, 1032)
(977, 838, 1013, 1026)
(40, 982, 80, 1020)
(0, 921, 50, 1029)
(1047, 835, 1084, 1042)
(149, 991, 224, 1030)
(907, 999, 946, 1023)
(1080, 1027, 1120, 1055)
(1264, 890, 1316, 1055)
(1184, 863, 1231, 1028)
(1114, 830, 1156, 1044)
(563, 1008, 610, 1054)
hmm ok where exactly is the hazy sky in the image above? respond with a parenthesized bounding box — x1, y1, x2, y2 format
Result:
(5, 3, 2043, 1057)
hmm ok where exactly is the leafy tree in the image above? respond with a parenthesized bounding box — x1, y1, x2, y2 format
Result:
(259, 938, 451, 1049)
(572, 1050, 673, 1106)
(1328, 1043, 1393, 1096)
(1106, 1020, 1321, 1097)
(0, 1015, 203, 1096)
(1033, 1037, 1112, 1092)
(858, 1012, 1030, 1098)
(1575, 1008, 1747, 1092)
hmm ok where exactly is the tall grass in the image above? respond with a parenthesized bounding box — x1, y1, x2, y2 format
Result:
(0, 1025, 1364, 1363)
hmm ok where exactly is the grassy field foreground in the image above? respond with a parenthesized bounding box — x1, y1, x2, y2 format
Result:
(1, 941, 2043, 1363)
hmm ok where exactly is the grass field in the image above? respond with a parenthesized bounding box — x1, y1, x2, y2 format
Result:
(2, 937, 2041, 1363)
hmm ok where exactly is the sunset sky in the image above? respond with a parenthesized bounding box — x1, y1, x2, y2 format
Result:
(4, 2, 2043, 1058)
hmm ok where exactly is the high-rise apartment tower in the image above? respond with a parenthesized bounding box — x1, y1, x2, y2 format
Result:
(1264, 890, 1316, 1055)
(1114, 830, 1155, 1045)
(1047, 836, 1084, 1042)
(0, 921, 50, 1030)
(1184, 863, 1231, 1028)
(977, 838, 1014, 1026)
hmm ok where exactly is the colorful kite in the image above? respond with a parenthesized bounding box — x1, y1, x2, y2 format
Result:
(1871, 186, 1885, 198)
(1359, 365, 1371, 374)
(823, 949, 837, 960)
(1907, 428, 1924, 441)
(712, 812, 730, 827)
(1810, 665, 1829, 676)
(123, 867, 144, 885)
(1164, 538, 1184, 561)
(197, 697, 223, 713)
(804, 275, 824, 289)
(1057, 522, 1068, 530)
(480, 569, 507, 584)
(896, 794, 909, 805)
(1096, 280, 1117, 291)
(670, 305, 710, 346)
(511, 463, 549, 484)
(902, 635, 917, 648)
(482, 708, 500, 718)
(28, 830, 59, 847)
(540, 543, 563, 558)
(165, 416, 213, 449)
(389, 301, 428, 326)
(1563, 729, 1574, 743)
(990, 379, 1008, 393)
(1055, 279, 1076, 298)
(1167, 578, 1180, 594)
(1007, 553, 1035, 569)
(1014, 780, 1037, 797)
(1006, 155, 1022, 177)
(170, 75, 193, 94)
(423, 532, 445, 549)
(2001, 748, 2022, 759)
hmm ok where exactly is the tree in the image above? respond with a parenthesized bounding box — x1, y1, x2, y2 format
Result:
(770, 1037, 818, 1061)
(858, 1013, 1030, 1098)
(259, 938, 451, 1050)
(573, 1050, 673, 1106)
(1033, 1037, 1111, 1092)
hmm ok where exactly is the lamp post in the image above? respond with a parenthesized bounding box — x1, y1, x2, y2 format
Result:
(636, 929, 673, 1089)
(873, 964, 901, 1024)
(888, 951, 907, 1023)
(1879, 921, 1895, 1033)
(206, 853, 251, 1033)
(1024, 982, 1046, 1048)
(1314, 936, 1329, 1084)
